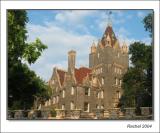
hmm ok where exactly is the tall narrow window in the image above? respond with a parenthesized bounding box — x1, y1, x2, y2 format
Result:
(119, 79, 122, 87)
(84, 102, 89, 112)
(98, 92, 100, 99)
(116, 91, 121, 99)
(102, 77, 104, 85)
(97, 53, 100, 58)
(70, 101, 74, 110)
(53, 97, 56, 104)
(62, 104, 65, 110)
(85, 88, 90, 96)
(62, 90, 65, 98)
(115, 78, 118, 85)
(71, 87, 74, 95)
(88, 88, 90, 96)
(101, 90, 104, 99)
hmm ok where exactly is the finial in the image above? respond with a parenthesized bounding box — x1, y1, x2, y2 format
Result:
(106, 10, 112, 27)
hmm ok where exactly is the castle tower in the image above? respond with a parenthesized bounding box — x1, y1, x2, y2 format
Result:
(68, 50, 76, 75)
(89, 42, 97, 68)
(91, 41, 97, 53)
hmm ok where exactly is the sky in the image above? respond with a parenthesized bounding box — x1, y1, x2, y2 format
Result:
(26, 10, 152, 81)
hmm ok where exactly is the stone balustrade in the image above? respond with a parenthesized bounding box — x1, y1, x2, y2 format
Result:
(8, 107, 152, 120)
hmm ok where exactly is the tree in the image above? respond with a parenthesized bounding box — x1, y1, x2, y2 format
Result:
(143, 13, 153, 38)
(8, 10, 49, 110)
(119, 13, 153, 113)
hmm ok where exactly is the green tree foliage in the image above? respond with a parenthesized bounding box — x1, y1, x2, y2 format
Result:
(8, 10, 49, 110)
(143, 13, 153, 38)
(119, 13, 153, 112)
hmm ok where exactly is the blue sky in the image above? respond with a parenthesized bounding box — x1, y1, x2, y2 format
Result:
(26, 10, 152, 81)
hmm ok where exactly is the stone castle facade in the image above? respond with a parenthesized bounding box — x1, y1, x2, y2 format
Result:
(47, 23, 129, 118)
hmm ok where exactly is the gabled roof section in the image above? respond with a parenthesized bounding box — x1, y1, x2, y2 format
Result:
(101, 26, 117, 47)
(57, 69, 66, 86)
(75, 67, 91, 85)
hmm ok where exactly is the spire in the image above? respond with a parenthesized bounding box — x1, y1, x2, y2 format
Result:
(91, 41, 97, 53)
(106, 11, 112, 27)
(68, 50, 76, 74)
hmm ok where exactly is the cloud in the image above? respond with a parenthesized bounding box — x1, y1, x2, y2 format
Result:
(26, 10, 151, 81)
(27, 23, 97, 81)
(54, 10, 95, 24)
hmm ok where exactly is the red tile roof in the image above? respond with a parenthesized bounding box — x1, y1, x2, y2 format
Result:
(75, 67, 91, 84)
(56, 67, 91, 86)
(57, 69, 66, 86)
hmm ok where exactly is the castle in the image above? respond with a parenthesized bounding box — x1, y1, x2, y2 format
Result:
(46, 21, 129, 118)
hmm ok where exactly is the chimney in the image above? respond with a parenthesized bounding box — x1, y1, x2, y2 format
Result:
(68, 50, 76, 74)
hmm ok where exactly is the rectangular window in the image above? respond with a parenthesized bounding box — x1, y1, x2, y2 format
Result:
(98, 92, 100, 99)
(115, 78, 118, 85)
(85, 88, 90, 96)
(116, 91, 121, 99)
(71, 87, 74, 95)
(97, 53, 100, 58)
(62, 90, 65, 98)
(70, 101, 74, 110)
(102, 77, 104, 85)
(84, 102, 89, 112)
(62, 104, 65, 110)
(101, 90, 104, 99)
(120, 79, 122, 87)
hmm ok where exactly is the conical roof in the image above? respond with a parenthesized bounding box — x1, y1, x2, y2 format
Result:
(101, 26, 117, 47)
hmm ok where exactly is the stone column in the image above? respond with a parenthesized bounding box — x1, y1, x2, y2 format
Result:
(124, 107, 136, 119)
(108, 108, 119, 119)
(55, 109, 66, 119)
(140, 107, 152, 116)
(94, 109, 104, 119)
(70, 109, 81, 119)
